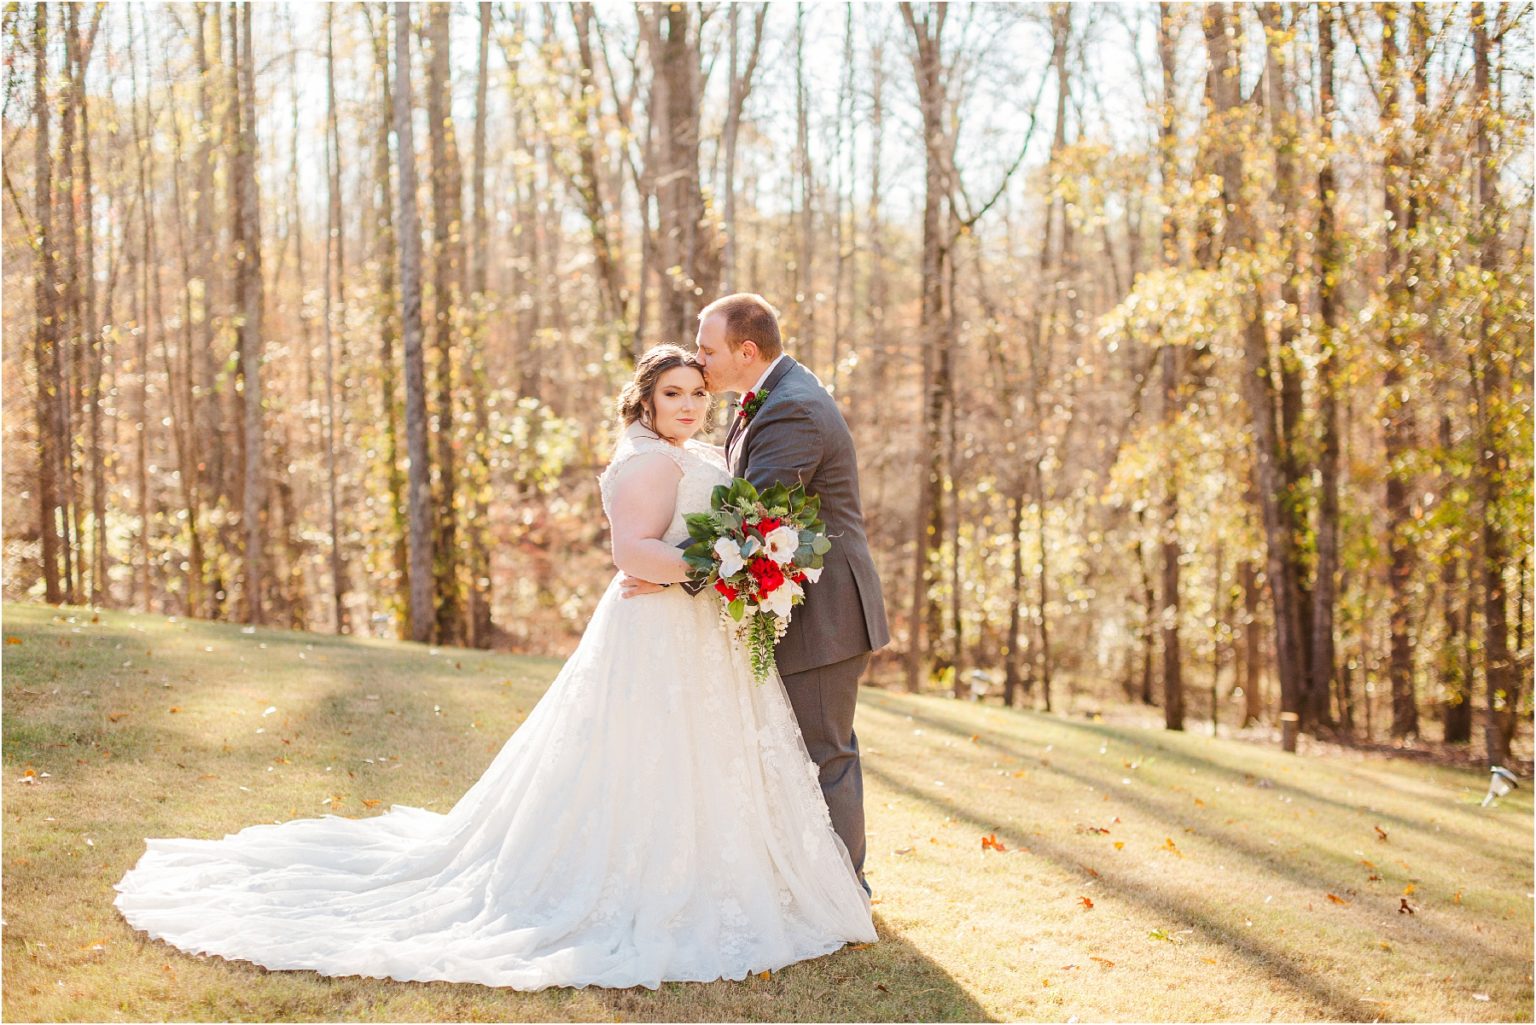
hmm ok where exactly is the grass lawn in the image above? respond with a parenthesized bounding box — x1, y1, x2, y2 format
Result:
(3, 602, 1531, 1022)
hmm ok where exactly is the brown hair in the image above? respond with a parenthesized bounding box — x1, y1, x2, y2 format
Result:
(616, 344, 717, 439)
(697, 293, 783, 360)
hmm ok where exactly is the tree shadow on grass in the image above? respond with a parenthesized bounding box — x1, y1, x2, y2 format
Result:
(866, 691, 1510, 858)
(863, 759, 1388, 1022)
(860, 693, 1525, 977)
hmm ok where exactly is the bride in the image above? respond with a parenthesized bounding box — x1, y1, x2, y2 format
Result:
(114, 345, 876, 991)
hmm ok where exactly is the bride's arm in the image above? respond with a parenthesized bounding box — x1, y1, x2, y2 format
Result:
(606, 452, 693, 585)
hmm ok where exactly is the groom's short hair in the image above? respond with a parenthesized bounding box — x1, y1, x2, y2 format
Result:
(698, 293, 783, 360)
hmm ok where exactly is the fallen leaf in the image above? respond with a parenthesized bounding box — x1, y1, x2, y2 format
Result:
(362, 799, 382, 809)
(1079, 896, 1094, 910)
(1402, 883, 1416, 896)
(1086, 867, 1101, 878)
(1453, 890, 1462, 905)
(1149, 928, 1173, 942)
(1113, 841, 1125, 850)
(4, 636, 20, 645)
(169, 706, 182, 714)
(874, 982, 889, 992)
(847, 943, 872, 952)
(981, 833, 1007, 852)
(758, 970, 771, 980)
(1201, 957, 1217, 965)
(1368, 873, 1382, 881)
(1374, 825, 1389, 842)
(1399, 898, 1416, 915)
(107, 712, 129, 723)
(1162, 837, 1183, 857)
(1326, 893, 1349, 905)
(1090, 956, 1115, 969)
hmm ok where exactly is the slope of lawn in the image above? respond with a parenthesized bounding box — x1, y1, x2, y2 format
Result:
(3, 602, 1531, 1022)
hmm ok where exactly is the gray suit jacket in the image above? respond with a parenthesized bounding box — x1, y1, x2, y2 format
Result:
(727, 357, 890, 676)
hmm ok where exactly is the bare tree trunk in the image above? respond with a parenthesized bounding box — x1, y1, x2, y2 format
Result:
(865, 24, 888, 420)
(1472, 1, 1518, 766)
(322, 6, 349, 633)
(1377, 2, 1418, 739)
(1206, 2, 1305, 750)
(1158, 2, 1183, 730)
(650, 4, 713, 343)
(426, 1, 463, 645)
(58, 4, 82, 604)
(569, 3, 628, 335)
(229, 2, 267, 624)
(193, 4, 229, 618)
(793, 5, 815, 368)
(830, 5, 855, 396)
(1137, 510, 1157, 706)
(395, 1, 436, 645)
(74, 5, 105, 605)
(465, 0, 495, 648)
(900, 2, 949, 695)
(1004, 489, 1026, 706)
(164, 39, 207, 619)
(1262, 2, 1320, 727)
(129, 5, 155, 611)
(366, 5, 412, 638)
(721, 4, 766, 293)
(32, 4, 63, 605)
(1312, 0, 1344, 735)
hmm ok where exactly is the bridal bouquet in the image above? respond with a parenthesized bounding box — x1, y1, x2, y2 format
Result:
(683, 478, 831, 683)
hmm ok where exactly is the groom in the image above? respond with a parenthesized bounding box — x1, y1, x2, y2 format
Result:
(622, 293, 890, 894)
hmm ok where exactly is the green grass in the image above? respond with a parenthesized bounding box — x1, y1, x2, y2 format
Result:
(3, 602, 1532, 1022)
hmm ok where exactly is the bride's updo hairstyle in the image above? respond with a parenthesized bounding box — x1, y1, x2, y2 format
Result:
(616, 344, 717, 440)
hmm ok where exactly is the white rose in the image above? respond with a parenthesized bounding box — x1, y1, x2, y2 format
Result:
(761, 581, 797, 617)
(763, 525, 801, 565)
(714, 536, 746, 578)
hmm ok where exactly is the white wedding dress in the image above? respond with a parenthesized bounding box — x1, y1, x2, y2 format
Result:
(114, 426, 876, 990)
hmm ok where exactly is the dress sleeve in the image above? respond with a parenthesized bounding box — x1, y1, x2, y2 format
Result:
(604, 450, 693, 585)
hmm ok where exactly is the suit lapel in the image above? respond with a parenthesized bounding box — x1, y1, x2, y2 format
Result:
(732, 356, 799, 476)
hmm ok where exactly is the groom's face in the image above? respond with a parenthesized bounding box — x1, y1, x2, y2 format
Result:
(694, 314, 753, 394)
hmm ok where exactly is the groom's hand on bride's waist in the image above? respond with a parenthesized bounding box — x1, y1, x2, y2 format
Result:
(619, 574, 668, 599)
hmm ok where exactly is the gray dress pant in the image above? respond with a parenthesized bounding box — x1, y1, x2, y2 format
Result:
(779, 652, 870, 890)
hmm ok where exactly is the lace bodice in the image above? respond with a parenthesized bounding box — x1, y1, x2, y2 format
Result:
(599, 425, 732, 545)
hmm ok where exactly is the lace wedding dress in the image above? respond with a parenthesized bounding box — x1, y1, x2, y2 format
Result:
(114, 426, 876, 990)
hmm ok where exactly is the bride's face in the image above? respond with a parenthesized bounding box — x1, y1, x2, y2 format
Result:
(647, 366, 709, 444)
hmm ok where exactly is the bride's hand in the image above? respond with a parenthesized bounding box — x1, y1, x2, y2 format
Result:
(619, 574, 666, 599)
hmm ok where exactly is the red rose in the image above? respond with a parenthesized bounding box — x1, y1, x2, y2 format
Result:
(748, 556, 785, 594)
(792, 571, 807, 585)
(755, 516, 783, 536)
(715, 579, 739, 601)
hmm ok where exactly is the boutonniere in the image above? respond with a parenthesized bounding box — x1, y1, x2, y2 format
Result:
(739, 388, 771, 425)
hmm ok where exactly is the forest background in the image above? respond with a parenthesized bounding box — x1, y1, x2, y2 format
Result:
(3, 1, 1531, 764)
